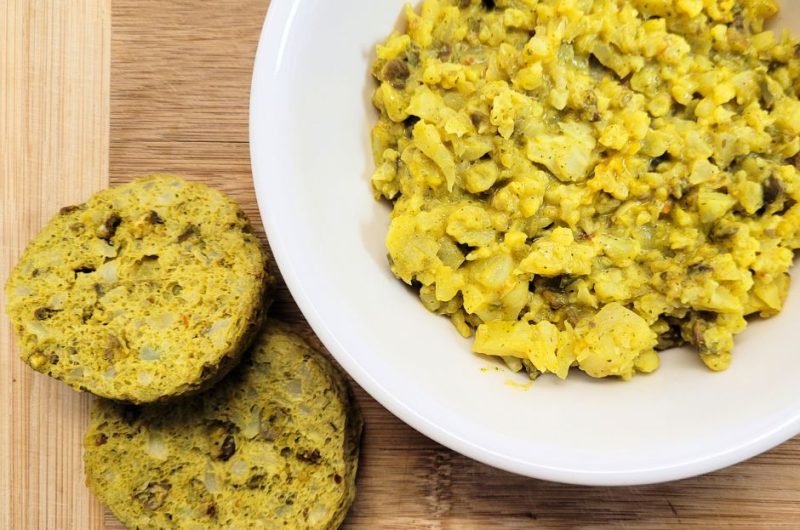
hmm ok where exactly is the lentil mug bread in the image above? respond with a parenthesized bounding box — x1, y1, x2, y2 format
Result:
(5, 175, 272, 403)
(84, 322, 363, 530)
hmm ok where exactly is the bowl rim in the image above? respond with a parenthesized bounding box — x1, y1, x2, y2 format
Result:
(248, 0, 800, 486)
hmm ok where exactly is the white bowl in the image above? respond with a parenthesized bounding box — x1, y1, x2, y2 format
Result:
(250, 1, 800, 485)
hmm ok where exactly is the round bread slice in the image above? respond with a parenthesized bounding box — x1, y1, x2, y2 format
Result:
(84, 322, 363, 529)
(5, 175, 272, 403)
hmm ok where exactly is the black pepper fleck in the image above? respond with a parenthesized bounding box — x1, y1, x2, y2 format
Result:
(97, 213, 122, 240)
(147, 210, 165, 224)
(177, 225, 199, 243)
(60, 205, 81, 215)
(34, 307, 56, 320)
(296, 448, 321, 464)
(218, 434, 236, 461)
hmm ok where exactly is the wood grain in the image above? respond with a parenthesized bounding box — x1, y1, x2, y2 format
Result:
(4, 0, 800, 528)
(1, 1, 110, 529)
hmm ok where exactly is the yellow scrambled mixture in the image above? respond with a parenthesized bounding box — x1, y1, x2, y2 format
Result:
(370, 0, 800, 380)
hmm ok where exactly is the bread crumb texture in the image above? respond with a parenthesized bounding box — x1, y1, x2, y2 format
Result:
(84, 322, 362, 530)
(5, 175, 272, 402)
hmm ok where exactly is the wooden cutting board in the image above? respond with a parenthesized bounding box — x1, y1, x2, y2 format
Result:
(3, 1, 800, 528)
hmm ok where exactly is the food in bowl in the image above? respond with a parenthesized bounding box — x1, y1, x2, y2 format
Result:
(369, 0, 800, 381)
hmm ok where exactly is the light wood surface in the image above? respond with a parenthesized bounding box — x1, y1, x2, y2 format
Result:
(3, 0, 800, 528)
(1, 1, 110, 529)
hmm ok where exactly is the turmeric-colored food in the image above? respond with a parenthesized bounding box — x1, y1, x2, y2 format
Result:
(5, 175, 272, 402)
(370, 0, 800, 380)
